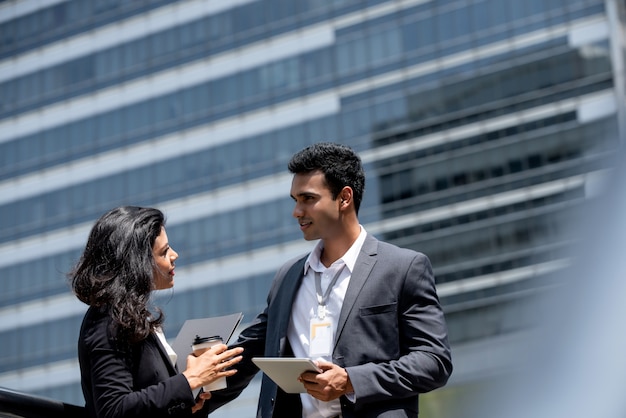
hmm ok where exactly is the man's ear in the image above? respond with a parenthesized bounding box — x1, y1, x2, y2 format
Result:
(339, 187, 353, 206)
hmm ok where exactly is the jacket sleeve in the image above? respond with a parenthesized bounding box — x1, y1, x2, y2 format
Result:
(342, 250, 453, 404)
(206, 254, 308, 413)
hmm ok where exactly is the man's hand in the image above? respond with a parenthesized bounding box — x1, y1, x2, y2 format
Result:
(299, 360, 354, 402)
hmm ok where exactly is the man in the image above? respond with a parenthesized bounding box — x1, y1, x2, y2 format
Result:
(209, 142, 452, 417)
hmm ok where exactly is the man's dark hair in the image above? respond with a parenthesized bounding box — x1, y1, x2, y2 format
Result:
(288, 142, 365, 214)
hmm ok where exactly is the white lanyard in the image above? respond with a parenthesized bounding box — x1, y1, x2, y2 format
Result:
(314, 265, 345, 319)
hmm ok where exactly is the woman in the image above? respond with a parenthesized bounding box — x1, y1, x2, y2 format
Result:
(70, 206, 243, 418)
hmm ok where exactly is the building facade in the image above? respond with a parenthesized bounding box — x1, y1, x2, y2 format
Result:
(0, 0, 623, 416)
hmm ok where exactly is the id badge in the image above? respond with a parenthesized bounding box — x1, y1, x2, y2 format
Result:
(309, 316, 333, 357)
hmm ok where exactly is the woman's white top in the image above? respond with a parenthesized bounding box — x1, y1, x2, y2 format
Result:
(155, 327, 178, 367)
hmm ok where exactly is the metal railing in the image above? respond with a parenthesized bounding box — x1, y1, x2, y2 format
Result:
(0, 386, 86, 418)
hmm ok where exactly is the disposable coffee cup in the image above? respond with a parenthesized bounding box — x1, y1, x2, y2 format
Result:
(191, 335, 227, 391)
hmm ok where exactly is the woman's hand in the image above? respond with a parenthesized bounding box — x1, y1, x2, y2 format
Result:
(191, 391, 212, 413)
(182, 344, 244, 390)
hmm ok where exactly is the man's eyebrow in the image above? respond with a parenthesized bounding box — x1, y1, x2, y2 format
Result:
(292, 191, 318, 198)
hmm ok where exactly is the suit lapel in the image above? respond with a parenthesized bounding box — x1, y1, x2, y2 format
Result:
(335, 235, 378, 344)
(151, 333, 178, 375)
(270, 256, 307, 356)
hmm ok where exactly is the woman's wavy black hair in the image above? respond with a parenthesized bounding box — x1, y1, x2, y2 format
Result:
(69, 206, 165, 343)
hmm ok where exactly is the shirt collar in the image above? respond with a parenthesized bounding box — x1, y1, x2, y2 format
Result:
(304, 226, 367, 275)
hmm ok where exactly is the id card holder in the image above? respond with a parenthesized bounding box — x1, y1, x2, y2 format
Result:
(309, 316, 333, 357)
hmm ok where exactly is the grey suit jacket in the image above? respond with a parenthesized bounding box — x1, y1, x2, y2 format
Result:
(208, 234, 452, 417)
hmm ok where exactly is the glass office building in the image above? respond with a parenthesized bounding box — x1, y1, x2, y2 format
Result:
(1, 0, 623, 416)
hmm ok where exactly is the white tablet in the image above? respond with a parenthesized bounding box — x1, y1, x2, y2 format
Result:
(252, 357, 322, 393)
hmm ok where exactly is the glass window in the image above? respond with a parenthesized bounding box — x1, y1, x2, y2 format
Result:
(234, 4, 261, 34)
(126, 166, 144, 200)
(6, 330, 21, 367)
(207, 15, 224, 43)
(307, 119, 325, 144)
(90, 177, 109, 208)
(96, 113, 113, 143)
(370, 29, 386, 64)
(124, 41, 145, 72)
(16, 78, 27, 100)
(389, 96, 406, 124)
(40, 67, 54, 96)
(74, 56, 93, 84)
(258, 64, 272, 92)
(451, 6, 470, 40)
(208, 79, 225, 109)
(286, 124, 306, 154)
(336, 42, 352, 75)
(510, 2, 527, 22)
(179, 23, 193, 50)
(271, 60, 288, 89)
(373, 99, 396, 132)
(7, 263, 23, 301)
(274, 128, 293, 163)
(82, 179, 99, 212)
(69, 184, 86, 212)
(320, 114, 339, 142)
(284, 57, 300, 89)
(0, 22, 12, 50)
(246, 133, 272, 169)
(220, 74, 239, 104)
(164, 29, 178, 57)
(186, 219, 203, 257)
(0, 141, 16, 173)
(241, 70, 259, 101)
(152, 96, 170, 127)
(203, 217, 219, 249)
(317, 49, 333, 80)
(352, 37, 367, 70)
(15, 15, 29, 40)
(527, 0, 545, 17)
(124, 102, 145, 135)
(471, 1, 490, 37)
(96, 49, 114, 80)
(227, 142, 245, 179)
(231, 209, 247, 250)
(401, 17, 418, 52)
(488, 0, 508, 27)
(33, 257, 48, 293)
(4, 79, 16, 109)
(190, 19, 206, 45)
(109, 47, 123, 78)
(215, 213, 232, 254)
(416, 14, 435, 49)
(181, 87, 197, 117)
